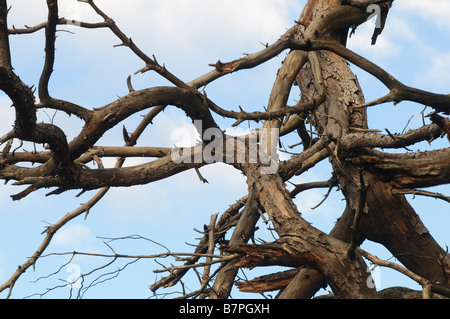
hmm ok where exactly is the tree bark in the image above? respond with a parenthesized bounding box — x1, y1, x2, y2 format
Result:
(1, 0, 449, 300)
(278, 0, 450, 298)
(209, 187, 261, 299)
(234, 165, 379, 299)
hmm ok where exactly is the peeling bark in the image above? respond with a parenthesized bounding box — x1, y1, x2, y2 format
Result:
(282, 0, 450, 299)
(1, 0, 449, 300)
(243, 166, 378, 299)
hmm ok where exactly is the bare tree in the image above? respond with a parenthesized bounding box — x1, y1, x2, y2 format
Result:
(0, 0, 449, 299)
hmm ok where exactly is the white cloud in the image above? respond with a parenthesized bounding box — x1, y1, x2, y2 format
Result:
(7, 0, 303, 53)
(416, 52, 450, 92)
(346, 13, 418, 63)
(291, 186, 344, 234)
(170, 122, 200, 148)
(55, 0, 303, 79)
(8, 0, 48, 26)
(97, 162, 246, 227)
(6, 0, 306, 108)
(399, 0, 450, 31)
(346, 4, 450, 97)
(382, 16, 417, 43)
(94, 0, 302, 45)
(53, 224, 94, 247)
(347, 25, 401, 60)
(100, 182, 172, 222)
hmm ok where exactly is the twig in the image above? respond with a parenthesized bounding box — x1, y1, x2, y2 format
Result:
(153, 254, 239, 274)
(289, 179, 336, 198)
(311, 182, 336, 210)
(0, 103, 166, 296)
(195, 167, 209, 184)
(392, 188, 450, 204)
(357, 247, 450, 298)
(349, 170, 367, 255)
(150, 195, 248, 292)
(200, 213, 218, 299)
(401, 115, 414, 135)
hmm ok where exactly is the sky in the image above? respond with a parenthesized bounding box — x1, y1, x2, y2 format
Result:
(0, 0, 449, 299)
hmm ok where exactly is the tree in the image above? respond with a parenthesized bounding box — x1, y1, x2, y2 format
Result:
(0, 0, 449, 299)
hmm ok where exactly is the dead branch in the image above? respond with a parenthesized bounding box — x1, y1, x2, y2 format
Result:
(1, 0, 449, 301)
(357, 248, 450, 299)
(392, 188, 450, 204)
(0, 104, 166, 296)
(235, 269, 299, 293)
(352, 148, 450, 189)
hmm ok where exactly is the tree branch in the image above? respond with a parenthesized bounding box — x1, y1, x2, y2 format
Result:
(353, 148, 450, 189)
(357, 248, 450, 299)
(391, 188, 450, 204)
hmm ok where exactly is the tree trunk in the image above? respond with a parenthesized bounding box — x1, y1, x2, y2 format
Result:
(278, 0, 450, 298)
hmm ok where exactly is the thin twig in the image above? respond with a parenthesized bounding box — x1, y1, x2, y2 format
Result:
(392, 188, 450, 204)
(200, 213, 218, 299)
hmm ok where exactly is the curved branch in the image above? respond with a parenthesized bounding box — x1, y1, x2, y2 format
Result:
(289, 38, 450, 114)
(340, 123, 443, 151)
(68, 86, 216, 161)
(38, 0, 58, 103)
(36, 99, 93, 122)
(8, 19, 110, 35)
(0, 87, 216, 191)
(194, 5, 370, 89)
(358, 248, 450, 299)
(0, 67, 75, 182)
(9, 145, 206, 195)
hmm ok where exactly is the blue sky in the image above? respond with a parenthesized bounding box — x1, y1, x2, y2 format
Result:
(0, 0, 449, 299)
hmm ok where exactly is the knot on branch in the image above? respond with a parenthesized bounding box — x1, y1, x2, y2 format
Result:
(429, 113, 450, 141)
(209, 60, 240, 74)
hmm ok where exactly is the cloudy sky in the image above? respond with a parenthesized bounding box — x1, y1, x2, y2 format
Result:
(0, 0, 449, 299)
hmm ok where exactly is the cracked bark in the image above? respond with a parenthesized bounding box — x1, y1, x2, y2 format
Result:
(234, 166, 378, 299)
(1, 0, 449, 299)
(278, 0, 450, 298)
